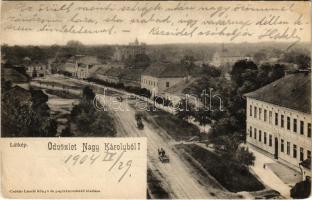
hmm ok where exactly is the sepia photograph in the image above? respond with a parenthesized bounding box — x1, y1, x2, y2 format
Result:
(0, 1, 311, 199)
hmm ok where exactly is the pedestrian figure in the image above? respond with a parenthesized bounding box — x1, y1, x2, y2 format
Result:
(263, 164, 266, 169)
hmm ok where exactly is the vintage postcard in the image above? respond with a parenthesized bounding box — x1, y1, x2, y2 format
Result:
(0, 0, 311, 199)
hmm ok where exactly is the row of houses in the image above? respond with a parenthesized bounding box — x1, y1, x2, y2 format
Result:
(92, 66, 144, 87)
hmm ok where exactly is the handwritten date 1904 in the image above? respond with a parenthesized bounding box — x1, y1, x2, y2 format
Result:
(64, 150, 132, 182)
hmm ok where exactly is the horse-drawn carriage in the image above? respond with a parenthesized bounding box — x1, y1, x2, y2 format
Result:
(135, 112, 144, 130)
(158, 148, 169, 163)
(137, 119, 144, 130)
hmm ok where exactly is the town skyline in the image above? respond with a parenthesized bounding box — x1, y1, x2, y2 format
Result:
(2, 39, 311, 47)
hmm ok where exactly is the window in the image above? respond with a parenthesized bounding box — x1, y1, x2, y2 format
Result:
(308, 123, 311, 138)
(264, 132, 267, 144)
(269, 135, 272, 147)
(281, 115, 284, 128)
(254, 107, 257, 118)
(300, 147, 304, 161)
(307, 150, 311, 159)
(287, 142, 290, 155)
(281, 139, 284, 152)
(254, 128, 257, 139)
(300, 121, 304, 135)
(259, 108, 262, 120)
(293, 119, 297, 133)
(269, 111, 272, 124)
(275, 113, 278, 126)
(259, 130, 262, 142)
(166, 82, 169, 88)
(249, 126, 252, 137)
(249, 105, 252, 116)
(264, 110, 267, 122)
(293, 144, 297, 158)
(287, 117, 291, 130)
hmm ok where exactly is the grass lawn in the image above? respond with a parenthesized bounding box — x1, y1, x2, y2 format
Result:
(147, 169, 169, 199)
(146, 109, 204, 141)
(176, 144, 265, 192)
(45, 89, 80, 99)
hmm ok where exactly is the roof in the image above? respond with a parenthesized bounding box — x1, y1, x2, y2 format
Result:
(47, 58, 56, 64)
(62, 62, 76, 73)
(3, 86, 32, 105)
(142, 63, 188, 78)
(26, 63, 46, 68)
(164, 77, 199, 96)
(120, 68, 145, 81)
(94, 67, 109, 75)
(76, 55, 99, 65)
(2, 68, 29, 83)
(100, 67, 123, 77)
(245, 72, 311, 114)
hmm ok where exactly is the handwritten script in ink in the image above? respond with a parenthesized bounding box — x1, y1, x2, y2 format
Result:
(1, 1, 310, 44)
(64, 150, 132, 183)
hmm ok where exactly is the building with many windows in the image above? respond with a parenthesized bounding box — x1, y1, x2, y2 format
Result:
(25, 63, 50, 78)
(113, 38, 146, 62)
(245, 71, 311, 179)
(141, 63, 189, 97)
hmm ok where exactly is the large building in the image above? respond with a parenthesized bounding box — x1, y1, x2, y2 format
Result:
(25, 63, 50, 78)
(245, 71, 311, 179)
(211, 47, 251, 68)
(61, 55, 101, 79)
(113, 38, 146, 62)
(141, 63, 189, 97)
(92, 67, 123, 84)
(164, 77, 202, 107)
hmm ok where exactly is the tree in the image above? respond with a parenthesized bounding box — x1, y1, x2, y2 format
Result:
(125, 54, 151, 69)
(234, 146, 255, 167)
(295, 54, 310, 69)
(1, 87, 57, 137)
(269, 64, 285, 81)
(257, 64, 272, 86)
(133, 54, 151, 68)
(253, 51, 267, 64)
(2, 80, 12, 91)
(175, 98, 195, 122)
(194, 107, 211, 133)
(82, 86, 95, 102)
(281, 49, 311, 69)
(231, 60, 258, 87)
(70, 88, 116, 137)
(202, 65, 222, 77)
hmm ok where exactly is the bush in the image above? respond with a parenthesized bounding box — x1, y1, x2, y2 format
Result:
(87, 78, 152, 99)
(70, 87, 116, 137)
(178, 144, 264, 192)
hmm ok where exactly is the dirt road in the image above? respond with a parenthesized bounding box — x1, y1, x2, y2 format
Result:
(37, 75, 233, 198)
(97, 94, 229, 199)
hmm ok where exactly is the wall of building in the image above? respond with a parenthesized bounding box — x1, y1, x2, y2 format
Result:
(141, 75, 185, 96)
(157, 77, 185, 95)
(246, 97, 312, 173)
(26, 65, 48, 77)
(93, 74, 120, 84)
(211, 51, 251, 68)
(141, 75, 159, 94)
